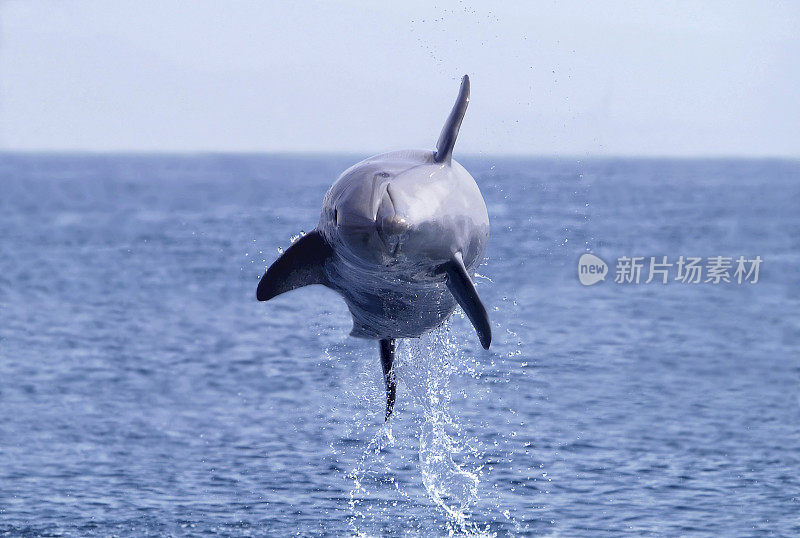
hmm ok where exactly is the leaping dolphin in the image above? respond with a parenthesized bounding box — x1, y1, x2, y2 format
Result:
(257, 75, 490, 420)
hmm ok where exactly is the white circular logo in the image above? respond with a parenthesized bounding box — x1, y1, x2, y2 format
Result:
(578, 253, 608, 286)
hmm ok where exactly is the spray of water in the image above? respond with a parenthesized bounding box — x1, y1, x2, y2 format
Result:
(334, 293, 533, 536)
(399, 323, 481, 529)
(340, 321, 494, 535)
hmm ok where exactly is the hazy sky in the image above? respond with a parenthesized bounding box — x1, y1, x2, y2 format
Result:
(1, 1, 798, 156)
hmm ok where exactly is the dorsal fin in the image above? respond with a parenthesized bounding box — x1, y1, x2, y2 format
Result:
(257, 229, 332, 301)
(434, 74, 470, 165)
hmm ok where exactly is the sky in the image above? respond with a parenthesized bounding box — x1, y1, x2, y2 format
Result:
(1, 1, 798, 157)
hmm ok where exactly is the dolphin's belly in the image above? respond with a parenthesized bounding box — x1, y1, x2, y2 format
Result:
(324, 255, 457, 339)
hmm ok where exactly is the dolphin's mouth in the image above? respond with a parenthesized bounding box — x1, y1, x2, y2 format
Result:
(376, 184, 409, 257)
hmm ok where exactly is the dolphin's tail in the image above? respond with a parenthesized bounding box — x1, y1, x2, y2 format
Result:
(434, 75, 470, 165)
(379, 338, 397, 421)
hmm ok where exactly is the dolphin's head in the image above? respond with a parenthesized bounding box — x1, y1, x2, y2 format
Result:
(319, 150, 489, 273)
(318, 75, 487, 275)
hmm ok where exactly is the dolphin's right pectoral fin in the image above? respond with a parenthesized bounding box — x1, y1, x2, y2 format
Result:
(257, 229, 333, 301)
(443, 252, 491, 350)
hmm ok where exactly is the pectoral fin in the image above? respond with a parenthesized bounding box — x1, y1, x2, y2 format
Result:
(257, 229, 332, 301)
(443, 252, 491, 349)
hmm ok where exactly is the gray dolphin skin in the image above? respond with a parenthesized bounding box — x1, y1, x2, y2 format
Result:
(257, 75, 490, 420)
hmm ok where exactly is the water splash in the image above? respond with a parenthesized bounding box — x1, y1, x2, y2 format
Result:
(336, 304, 533, 536)
(398, 322, 488, 535)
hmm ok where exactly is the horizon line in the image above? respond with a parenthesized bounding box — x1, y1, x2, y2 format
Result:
(1, 148, 799, 162)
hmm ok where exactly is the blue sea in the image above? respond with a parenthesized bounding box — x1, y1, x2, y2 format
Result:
(1, 154, 799, 536)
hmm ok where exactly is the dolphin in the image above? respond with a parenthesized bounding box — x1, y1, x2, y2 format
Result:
(257, 75, 490, 420)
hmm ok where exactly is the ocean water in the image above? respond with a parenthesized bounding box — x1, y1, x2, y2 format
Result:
(0, 153, 799, 536)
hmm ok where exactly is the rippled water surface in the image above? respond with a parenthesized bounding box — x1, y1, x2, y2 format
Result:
(1, 154, 799, 536)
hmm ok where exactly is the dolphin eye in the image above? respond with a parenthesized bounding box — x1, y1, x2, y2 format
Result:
(378, 172, 390, 178)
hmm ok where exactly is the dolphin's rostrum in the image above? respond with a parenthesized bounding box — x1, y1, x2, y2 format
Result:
(257, 75, 491, 420)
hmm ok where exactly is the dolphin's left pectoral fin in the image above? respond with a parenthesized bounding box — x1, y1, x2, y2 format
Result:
(257, 229, 333, 301)
(443, 252, 491, 350)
